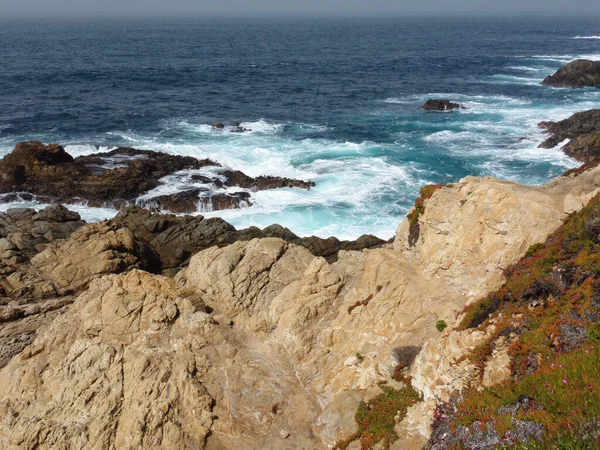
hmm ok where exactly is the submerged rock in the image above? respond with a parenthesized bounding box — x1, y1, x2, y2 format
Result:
(422, 99, 463, 111)
(542, 59, 600, 88)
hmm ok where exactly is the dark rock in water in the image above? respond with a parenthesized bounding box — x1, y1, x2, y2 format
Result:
(221, 169, 315, 191)
(0, 141, 315, 214)
(213, 122, 225, 129)
(538, 109, 600, 163)
(422, 99, 462, 111)
(230, 126, 250, 133)
(191, 174, 224, 187)
(139, 189, 208, 214)
(542, 59, 600, 88)
(0, 142, 218, 208)
(139, 189, 252, 214)
(0, 141, 73, 185)
(200, 192, 252, 211)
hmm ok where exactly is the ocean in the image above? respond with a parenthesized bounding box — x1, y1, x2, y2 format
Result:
(1, 16, 599, 239)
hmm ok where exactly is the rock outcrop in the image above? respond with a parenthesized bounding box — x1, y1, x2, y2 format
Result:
(542, 59, 600, 88)
(2, 157, 600, 448)
(0, 270, 217, 450)
(0, 142, 314, 214)
(111, 205, 386, 274)
(539, 109, 600, 163)
(422, 99, 463, 111)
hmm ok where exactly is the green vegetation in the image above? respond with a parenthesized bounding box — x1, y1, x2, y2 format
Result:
(436, 320, 448, 332)
(441, 192, 600, 447)
(334, 385, 422, 449)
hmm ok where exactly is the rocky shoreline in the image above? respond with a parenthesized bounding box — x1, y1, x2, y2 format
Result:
(0, 141, 314, 214)
(1, 59, 600, 449)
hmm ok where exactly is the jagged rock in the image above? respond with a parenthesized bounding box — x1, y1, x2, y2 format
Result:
(221, 169, 315, 191)
(542, 59, 600, 88)
(394, 172, 600, 297)
(0, 204, 85, 262)
(0, 142, 314, 214)
(139, 189, 252, 214)
(111, 206, 386, 274)
(2, 162, 600, 448)
(26, 221, 155, 295)
(0, 270, 216, 450)
(0, 142, 217, 208)
(539, 109, 600, 163)
(422, 99, 463, 111)
(179, 238, 316, 332)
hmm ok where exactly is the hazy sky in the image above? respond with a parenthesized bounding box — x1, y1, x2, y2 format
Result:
(2, 0, 598, 18)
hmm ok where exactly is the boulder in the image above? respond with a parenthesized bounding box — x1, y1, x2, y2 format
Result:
(541, 59, 600, 88)
(28, 221, 155, 295)
(422, 99, 462, 111)
(179, 238, 316, 332)
(538, 109, 600, 163)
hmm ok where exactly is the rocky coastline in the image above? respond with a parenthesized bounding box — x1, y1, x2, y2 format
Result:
(1, 60, 600, 449)
(0, 141, 314, 214)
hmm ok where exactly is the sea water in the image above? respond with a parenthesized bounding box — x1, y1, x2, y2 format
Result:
(0, 17, 599, 239)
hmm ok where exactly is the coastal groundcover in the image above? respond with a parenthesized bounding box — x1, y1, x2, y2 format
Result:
(432, 188, 600, 448)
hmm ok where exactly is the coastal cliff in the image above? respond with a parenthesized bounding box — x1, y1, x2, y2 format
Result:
(1, 106, 600, 448)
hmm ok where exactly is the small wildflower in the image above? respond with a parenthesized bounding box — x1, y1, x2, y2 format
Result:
(562, 379, 567, 385)
(551, 363, 555, 368)
(586, 349, 590, 354)
(589, 385, 593, 390)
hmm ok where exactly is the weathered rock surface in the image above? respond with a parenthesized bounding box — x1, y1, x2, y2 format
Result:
(138, 189, 252, 214)
(111, 205, 386, 274)
(0, 270, 216, 450)
(178, 238, 317, 332)
(539, 109, 600, 163)
(422, 99, 463, 111)
(28, 221, 155, 295)
(0, 141, 314, 214)
(0, 204, 85, 269)
(3, 161, 600, 448)
(0, 218, 154, 368)
(542, 59, 600, 88)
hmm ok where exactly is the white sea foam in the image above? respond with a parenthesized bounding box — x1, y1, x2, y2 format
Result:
(572, 36, 600, 39)
(505, 66, 542, 72)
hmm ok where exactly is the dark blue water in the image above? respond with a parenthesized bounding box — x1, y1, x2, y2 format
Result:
(1, 17, 599, 238)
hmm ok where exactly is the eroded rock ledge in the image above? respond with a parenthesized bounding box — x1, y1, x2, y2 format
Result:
(0, 141, 314, 214)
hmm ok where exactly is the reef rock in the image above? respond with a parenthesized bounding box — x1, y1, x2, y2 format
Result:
(539, 109, 600, 163)
(422, 99, 463, 111)
(542, 59, 600, 88)
(0, 142, 314, 214)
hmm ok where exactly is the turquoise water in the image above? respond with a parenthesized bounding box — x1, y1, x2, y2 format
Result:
(1, 17, 599, 238)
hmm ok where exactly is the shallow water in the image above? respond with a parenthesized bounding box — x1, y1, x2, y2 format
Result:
(1, 17, 599, 239)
